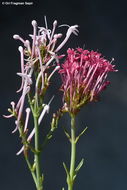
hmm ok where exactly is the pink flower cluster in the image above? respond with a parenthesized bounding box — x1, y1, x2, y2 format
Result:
(59, 48, 117, 114)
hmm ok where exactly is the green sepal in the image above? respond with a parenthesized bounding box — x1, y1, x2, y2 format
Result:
(75, 127, 88, 143)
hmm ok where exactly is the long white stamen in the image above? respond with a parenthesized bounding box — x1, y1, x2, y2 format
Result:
(17, 80, 30, 127)
(31, 20, 37, 58)
(44, 16, 48, 30)
(13, 34, 25, 44)
(24, 108, 31, 132)
(37, 47, 44, 90)
(38, 105, 50, 124)
(45, 56, 55, 68)
(35, 71, 42, 89)
(50, 20, 57, 42)
(12, 120, 18, 134)
(16, 96, 22, 111)
(58, 24, 70, 28)
(50, 38, 57, 51)
(25, 40, 31, 53)
(17, 46, 25, 93)
(16, 146, 24, 155)
(48, 66, 60, 81)
(18, 46, 24, 74)
(3, 113, 14, 118)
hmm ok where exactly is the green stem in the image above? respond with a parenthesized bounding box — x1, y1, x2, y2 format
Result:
(68, 114, 76, 190)
(18, 125, 38, 189)
(24, 154, 38, 188)
(34, 114, 43, 190)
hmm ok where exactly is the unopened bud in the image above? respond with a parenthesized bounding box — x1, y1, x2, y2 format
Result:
(32, 20, 37, 27)
(13, 34, 20, 39)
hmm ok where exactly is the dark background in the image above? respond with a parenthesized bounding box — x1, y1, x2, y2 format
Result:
(0, 0, 127, 189)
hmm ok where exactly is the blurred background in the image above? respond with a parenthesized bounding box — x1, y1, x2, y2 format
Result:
(0, 0, 127, 189)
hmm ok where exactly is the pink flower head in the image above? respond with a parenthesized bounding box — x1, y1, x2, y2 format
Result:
(59, 48, 117, 114)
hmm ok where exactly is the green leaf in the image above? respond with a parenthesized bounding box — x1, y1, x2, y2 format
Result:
(31, 162, 36, 172)
(63, 162, 69, 176)
(41, 173, 44, 183)
(62, 126, 71, 142)
(75, 158, 84, 173)
(75, 127, 88, 143)
(47, 134, 52, 139)
(63, 162, 70, 184)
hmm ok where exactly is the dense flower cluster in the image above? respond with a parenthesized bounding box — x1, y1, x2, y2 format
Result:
(59, 48, 117, 114)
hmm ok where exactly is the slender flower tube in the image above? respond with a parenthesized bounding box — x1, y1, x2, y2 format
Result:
(31, 20, 37, 58)
(17, 46, 25, 93)
(24, 108, 31, 132)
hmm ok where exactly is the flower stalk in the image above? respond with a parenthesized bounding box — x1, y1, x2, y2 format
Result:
(69, 114, 76, 190)
(34, 110, 42, 190)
